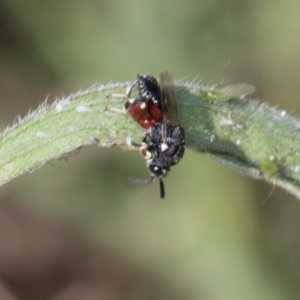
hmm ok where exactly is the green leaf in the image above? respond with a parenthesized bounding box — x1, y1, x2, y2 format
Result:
(1, 80, 300, 199)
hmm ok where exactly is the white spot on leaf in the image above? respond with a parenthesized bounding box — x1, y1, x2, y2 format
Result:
(220, 117, 234, 126)
(126, 137, 132, 146)
(76, 105, 90, 112)
(55, 104, 63, 112)
(4, 163, 13, 171)
(68, 127, 75, 132)
(36, 131, 49, 138)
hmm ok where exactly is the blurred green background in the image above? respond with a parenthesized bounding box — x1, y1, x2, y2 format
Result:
(1, 0, 300, 299)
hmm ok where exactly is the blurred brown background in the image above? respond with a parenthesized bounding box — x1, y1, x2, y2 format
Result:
(0, 0, 300, 299)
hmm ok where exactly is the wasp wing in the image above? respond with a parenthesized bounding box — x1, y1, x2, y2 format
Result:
(159, 71, 179, 125)
(158, 72, 177, 144)
(218, 83, 255, 99)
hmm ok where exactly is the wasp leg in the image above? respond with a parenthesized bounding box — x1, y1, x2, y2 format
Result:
(105, 106, 126, 114)
(106, 78, 138, 99)
(159, 178, 165, 200)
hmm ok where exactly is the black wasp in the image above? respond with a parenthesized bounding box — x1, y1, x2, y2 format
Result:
(129, 72, 185, 199)
(107, 72, 185, 199)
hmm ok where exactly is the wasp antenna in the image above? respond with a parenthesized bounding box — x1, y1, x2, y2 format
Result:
(128, 176, 154, 185)
(159, 178, 165, 200)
